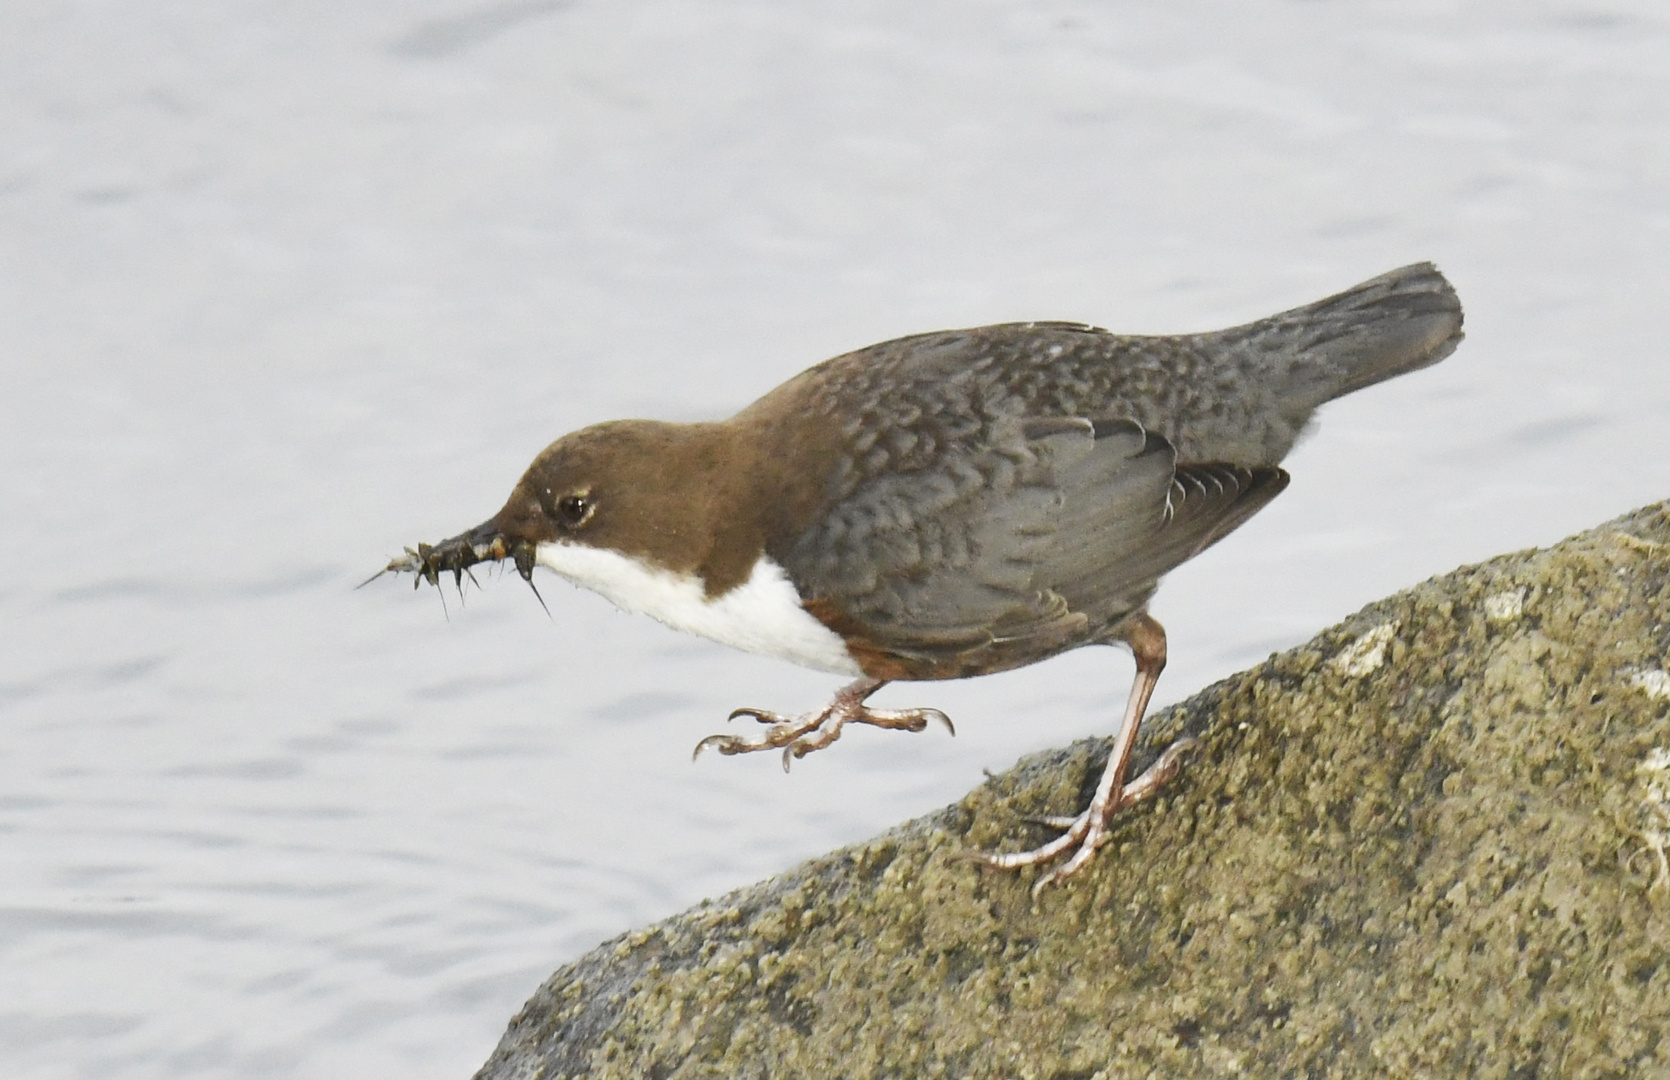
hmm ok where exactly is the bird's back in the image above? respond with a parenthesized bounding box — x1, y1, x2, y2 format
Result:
(769, 262, 1462, 475)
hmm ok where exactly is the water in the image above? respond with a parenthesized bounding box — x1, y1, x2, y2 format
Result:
(4, 1, 1669, 1076)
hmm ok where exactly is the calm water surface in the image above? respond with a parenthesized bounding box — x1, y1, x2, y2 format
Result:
(4, 1, 1670, 1076)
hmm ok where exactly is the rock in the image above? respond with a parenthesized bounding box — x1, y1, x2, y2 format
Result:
(475, 502, 1670, 1080)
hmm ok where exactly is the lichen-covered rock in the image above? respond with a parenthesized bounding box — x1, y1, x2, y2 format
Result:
(475, 502, 1670, 1080)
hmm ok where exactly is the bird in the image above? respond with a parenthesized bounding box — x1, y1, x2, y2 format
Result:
(373, 262, 1463, 891)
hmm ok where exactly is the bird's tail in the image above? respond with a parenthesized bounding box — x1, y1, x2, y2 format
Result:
(1213, 262, 1464, 414)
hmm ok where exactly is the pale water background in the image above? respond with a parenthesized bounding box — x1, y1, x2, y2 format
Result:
(4, 1, 1670, 1076)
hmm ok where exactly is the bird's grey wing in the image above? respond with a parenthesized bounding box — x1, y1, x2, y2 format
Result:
(780, 417, 1178, 674)
(1038, 455, 1289, 620)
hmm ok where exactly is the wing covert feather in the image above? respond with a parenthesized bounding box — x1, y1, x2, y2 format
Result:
(781, 416, 1287, 668)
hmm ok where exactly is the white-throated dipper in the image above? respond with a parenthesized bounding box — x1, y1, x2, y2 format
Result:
(375, 262, 1463, 891)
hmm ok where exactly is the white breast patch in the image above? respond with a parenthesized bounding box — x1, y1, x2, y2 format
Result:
(534, 542, 863, 676)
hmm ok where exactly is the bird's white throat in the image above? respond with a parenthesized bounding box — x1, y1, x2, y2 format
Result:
(534, 542, 862, 676)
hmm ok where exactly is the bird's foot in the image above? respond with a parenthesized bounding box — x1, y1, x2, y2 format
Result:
(692, 679, 952, 772)
(972, 736, 1196, 896)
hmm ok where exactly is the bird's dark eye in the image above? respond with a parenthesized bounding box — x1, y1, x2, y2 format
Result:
(555, 494, 594, 527)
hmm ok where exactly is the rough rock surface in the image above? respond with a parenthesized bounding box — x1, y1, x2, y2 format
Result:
(475, 502, 1670, 1080)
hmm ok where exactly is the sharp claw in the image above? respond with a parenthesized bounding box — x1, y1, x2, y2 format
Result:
(692, 734, 735, 762)
(1164, 736, 1200, 763)
(1031, 868, 1064, 898)
(927, 709, 954, 736)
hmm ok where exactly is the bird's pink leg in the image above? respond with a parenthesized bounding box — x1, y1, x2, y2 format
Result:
(973, 613, 1194, 894)
(693, 677, 954, 772)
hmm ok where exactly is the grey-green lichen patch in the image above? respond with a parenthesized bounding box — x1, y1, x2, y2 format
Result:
(475, 502, 1670, 1080)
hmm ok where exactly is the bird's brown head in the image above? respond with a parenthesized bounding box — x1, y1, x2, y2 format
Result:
(372, 417, 774, 603)
(490, 418, 750, 575)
